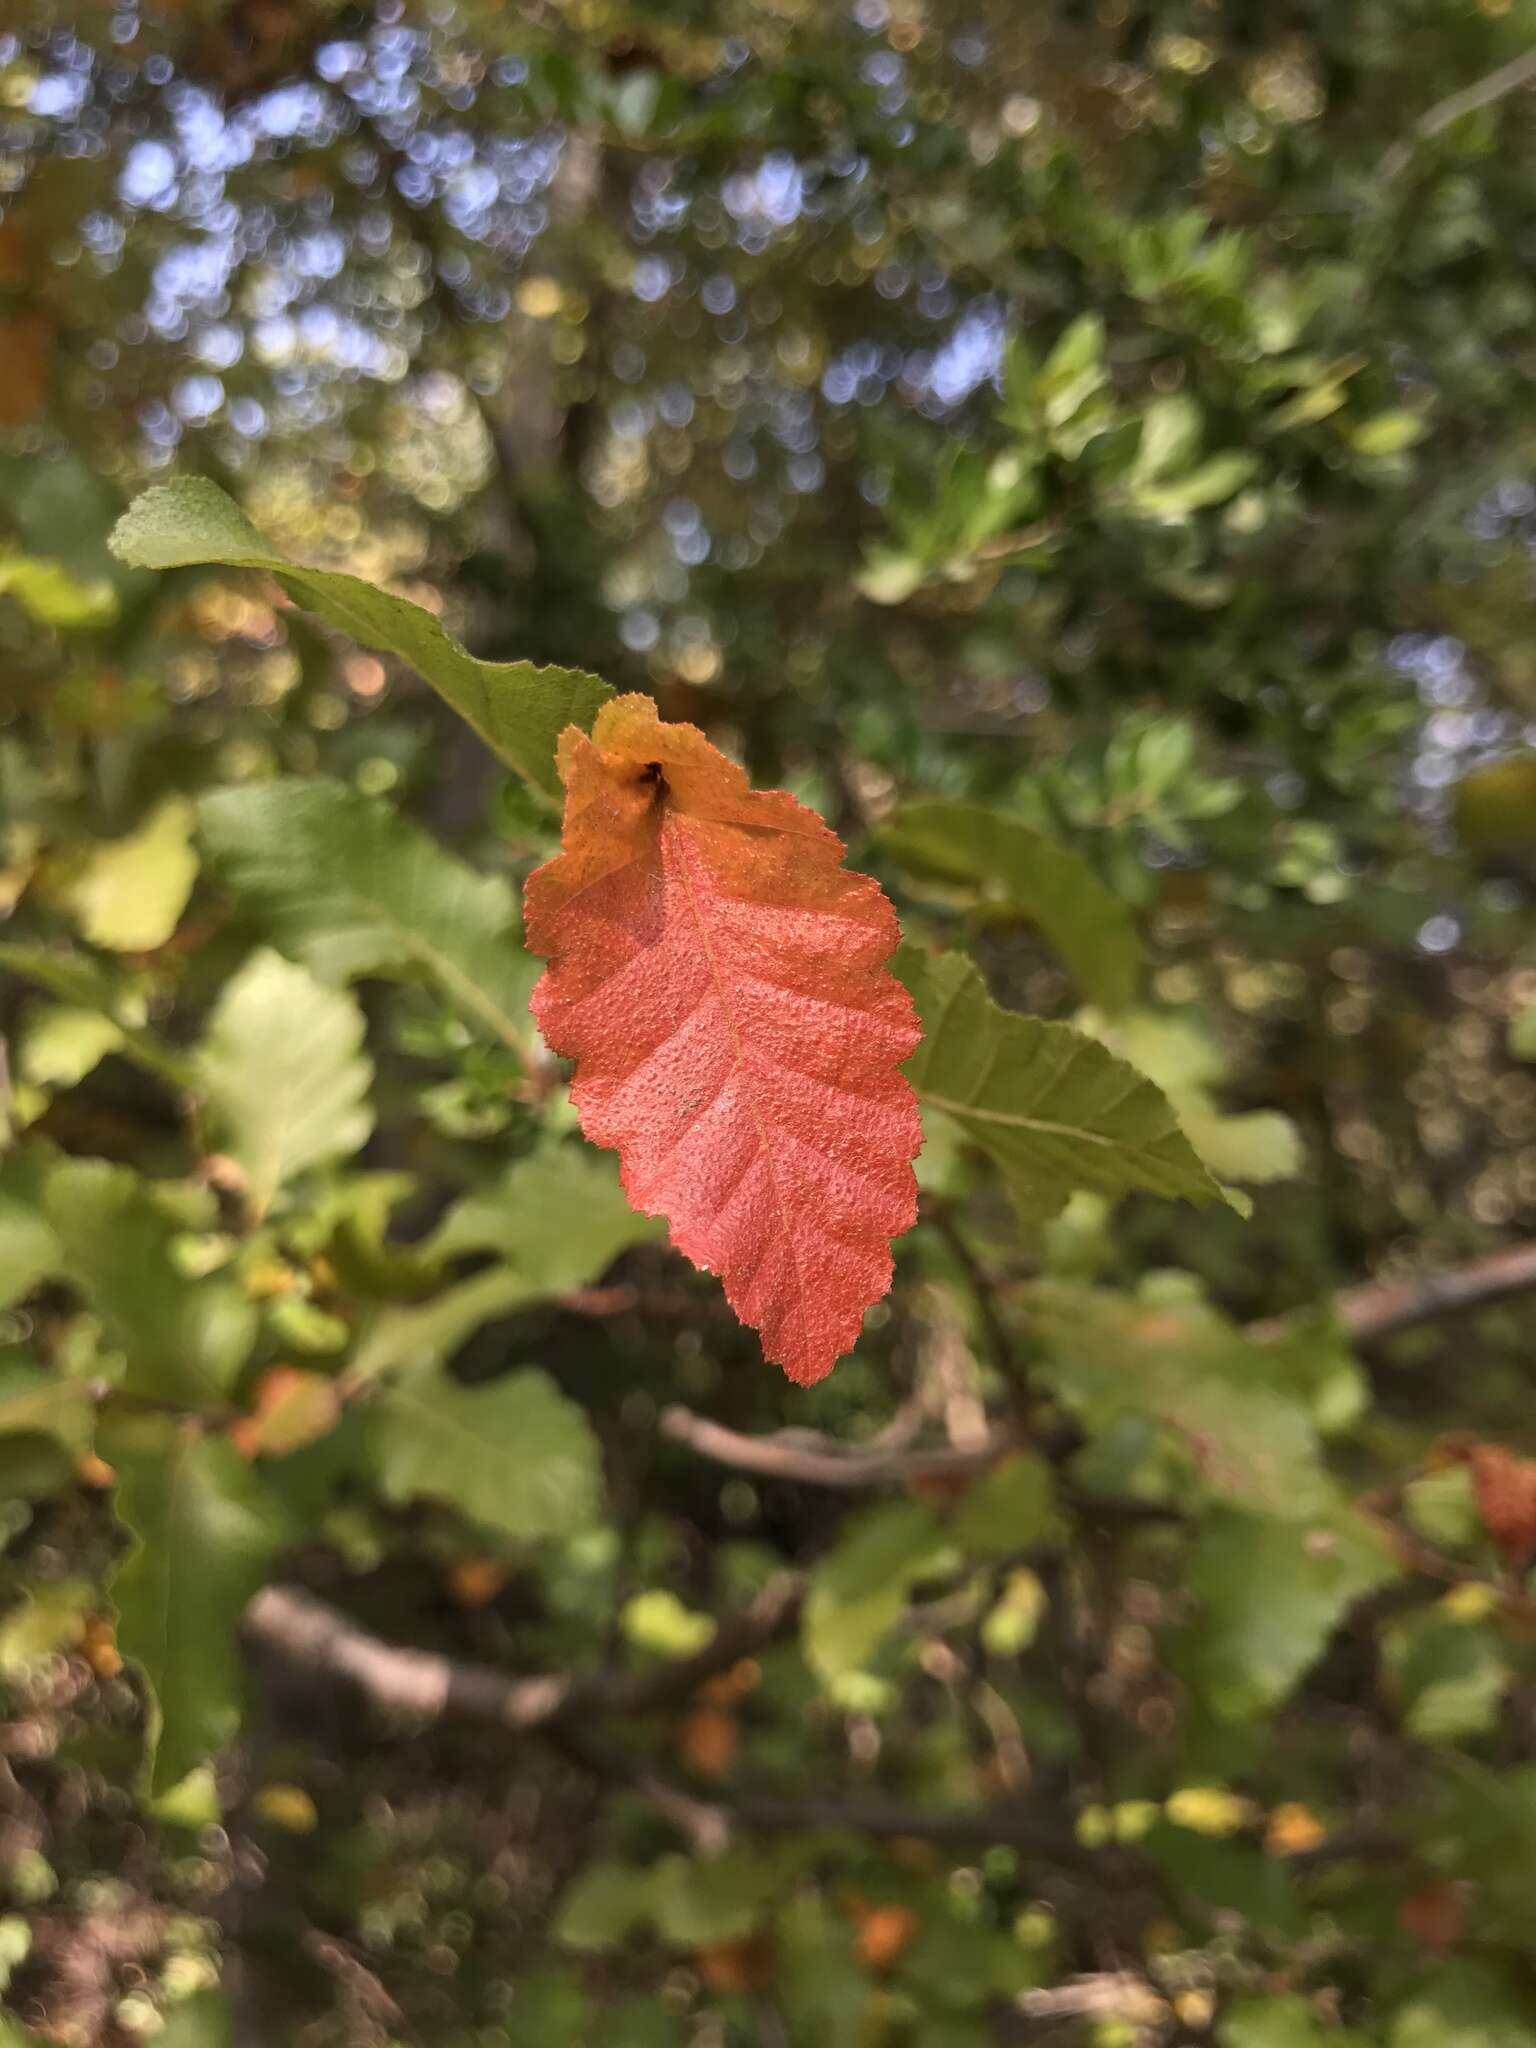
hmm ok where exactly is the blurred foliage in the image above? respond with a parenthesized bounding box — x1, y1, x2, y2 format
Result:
(6, 0, 1536, 2044)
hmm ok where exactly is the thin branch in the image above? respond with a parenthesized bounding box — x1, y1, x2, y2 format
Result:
(1378, 47, 1536, 183)
(242, 1573, 801, 1732)
(657, 1405, 1018, 1489)
(1326, 1240, 1536, 1343)
(664, 1241, 1536, 1492)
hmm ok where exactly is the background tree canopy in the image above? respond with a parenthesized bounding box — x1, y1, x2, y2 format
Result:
(6, 0, 1536, 2042)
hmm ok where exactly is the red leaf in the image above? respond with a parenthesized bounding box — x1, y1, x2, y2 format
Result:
(524, 694, 922, 1385)
(1468, 1441, 1536, 1571)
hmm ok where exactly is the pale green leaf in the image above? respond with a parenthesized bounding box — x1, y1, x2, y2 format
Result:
(882, 799, 1142, 1009)
(346, 1267, 537, 1386)
(44, 1160, 256, 1405)
(621, 1589, 716, 1658)
(1221, 1994, 1371, 2048)
(62, 797, 198, 954)
(368, 1365, 602, 1541)
(1384, 1611, 1508, 1743)
(109, 1419, 288, 1795)
(1391, 1964, 1536, 2048)
(945, 1452, 1064, 1557)
(0, 1151, 61, 1311)
(555, 1861, 653, 1951)
(199, 948, 373, 1216)
(1085, 1011, 1302, 1187)
(18, 1004, 124, 1093)
(896, 946, 1227, 1222)
(197, 777, 534, 1048)
(0, 944, 193, 1090)
(110, 481, 612, 800)
(0, 1361, 93, 1453)
(1179, 1506, 1398, 1720)
(153, 1991, 233, 2048)
(428, 1145, 663, 1278)
(803, 1499, 949, 1685)
(0, 552, 118, 628)
(1030, 1283, 1333, 1517)
(1510, 1007, 1536, 1060)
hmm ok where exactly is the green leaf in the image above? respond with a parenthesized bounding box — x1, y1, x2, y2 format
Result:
(62, 797, 198, 953)
(0, 1360, 93, 1454)
(197, 777, 535, 1048)
(367, 1366, 603, 1541)
(1085, 1010, 1302, 1187)
(44, 1160, 256, 1405)
(17, 1004, 124, 1093)
(945, 1453, 1064, 1557)
(0, 944, 194, 1090)
(199, 949, 374, 1217)
(110, 481, 612, 801)
(881, 800, 1143, 1009)
(621, 1589, 716, 1658)
(1391, 1963, 1536, 2048)
(803, 1499, 949, 1685)
(1130, 451, 1260, 519)
(346, 1267, 537, 1385)
(428, 1145, 664, 1278)
(153, 1991, 233, 2048)
(1510, 1007, 1536, 1061)
(0, 552, 118, 628)
(1030, 1284, 1333, 1516)
(1384, 1610, 1509, 1743)
(554, 1861, 653, 1951)
(0, 1151, 61, 1311)
(109, 1420, 288, 1795)
(1179, 1506, 1398, 1720)
(896, 946, 1228, 1222)
(1221, 1994, 1370, 2048)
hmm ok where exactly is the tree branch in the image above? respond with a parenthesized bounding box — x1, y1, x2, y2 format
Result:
(242, 1572, 801, 1733)
(1378, 47, 1536, 183)
(1324, 1239, 1536, 1343)
(662, 1241, 1536, 1492)
(658, 1404, 1019, 1489)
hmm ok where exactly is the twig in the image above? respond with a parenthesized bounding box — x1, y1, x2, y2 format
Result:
(1325, 1240, 1536, 1344)
(657, 1405, 1018, 1489)
(664, 1240, 1536, 1492)
(242, 1573, 801, 1732)
(1377, 47, 1536, 183)
(924, 1196, 1020, 1386)
(242, 1580, 1106, 1863)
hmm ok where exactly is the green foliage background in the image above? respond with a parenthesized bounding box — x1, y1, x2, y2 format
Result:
(5, 0, 1536, 2042)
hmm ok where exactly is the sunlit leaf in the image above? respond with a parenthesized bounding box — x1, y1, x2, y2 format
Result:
(199, 949, 374, 1217)
(110, 480, 612, 800)
(197, 777, 535, 1049)
(881, 798, 1143, 1009)
(896, 946, 1227, 1222)
(367, 1366, 602, 1540)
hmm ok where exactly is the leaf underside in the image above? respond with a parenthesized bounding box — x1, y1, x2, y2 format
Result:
(524, 695, 922, 1385)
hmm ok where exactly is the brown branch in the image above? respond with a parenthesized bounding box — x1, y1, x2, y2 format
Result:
(242, 1572, 801, 1733)
(663, 1241, 1536, 1493)
(1377, 47, 1536, 183)
(1325, 1240, 1536, 1344)
(657, 1405, 1019, 1489)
